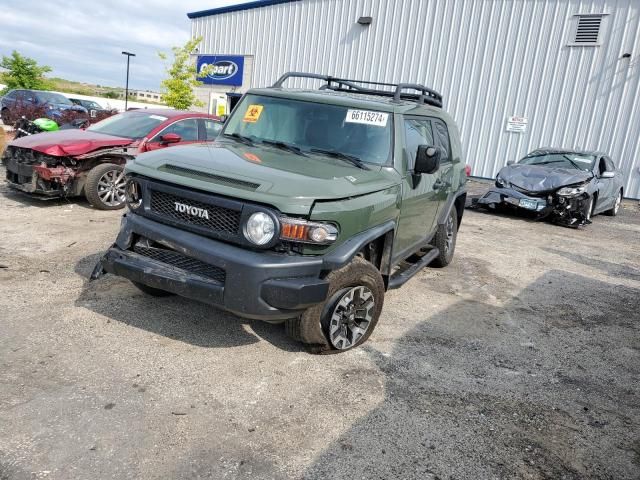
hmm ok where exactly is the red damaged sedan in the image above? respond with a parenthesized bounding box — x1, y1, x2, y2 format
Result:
(1, 109, 223, 209)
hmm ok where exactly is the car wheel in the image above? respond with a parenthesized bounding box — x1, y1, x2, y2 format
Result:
(85, 163, 126, 210)
(0, 108, 9, 125)
(430, 207, 458, 268)
(131, 281, 175, 297)
(585, 196, 595, 221)
(605, 190, 622, 216)
(285, 256, 385, 353)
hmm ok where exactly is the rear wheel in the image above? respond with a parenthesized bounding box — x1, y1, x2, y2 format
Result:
(85, 163, 126, 210)
(285, 256, 384, 353)
(431, 207, 458, 267)
(605, 190, 622, 216)
(131, 281, 174, 297)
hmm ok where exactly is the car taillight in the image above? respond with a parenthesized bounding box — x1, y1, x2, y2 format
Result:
(464, 164, 472, 177)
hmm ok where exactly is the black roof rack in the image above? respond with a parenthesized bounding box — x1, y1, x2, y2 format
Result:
(272, 72, 443, 108)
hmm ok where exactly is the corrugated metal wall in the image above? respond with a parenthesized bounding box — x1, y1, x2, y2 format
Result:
(192, 0, 640, 199)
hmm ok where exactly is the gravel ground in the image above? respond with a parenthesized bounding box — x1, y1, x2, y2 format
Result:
(0, 176, 639, 480)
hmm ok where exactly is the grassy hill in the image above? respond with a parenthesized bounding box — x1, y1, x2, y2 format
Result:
(48, 77, 124, 100)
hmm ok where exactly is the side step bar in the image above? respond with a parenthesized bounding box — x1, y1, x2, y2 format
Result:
(387, 248, 440, 290)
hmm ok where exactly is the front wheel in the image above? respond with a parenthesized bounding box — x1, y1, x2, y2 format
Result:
(285, 256, 385, 353)
(605, 190, 622, 216)
(85, 163, 126, 210)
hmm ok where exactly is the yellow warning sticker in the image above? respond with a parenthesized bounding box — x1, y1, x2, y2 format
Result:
(243, 105, 264, 123)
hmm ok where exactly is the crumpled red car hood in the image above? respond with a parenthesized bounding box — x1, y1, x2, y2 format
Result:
(10, 129, 134, 157)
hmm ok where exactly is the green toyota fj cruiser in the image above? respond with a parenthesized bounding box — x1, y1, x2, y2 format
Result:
(92, 73, 467, 353)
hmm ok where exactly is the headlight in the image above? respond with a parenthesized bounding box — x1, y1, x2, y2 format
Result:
(496, 175, 506, 187)
(280, 217, 338, 244)
(125, 178, 142, 210)
(557, 185, 587, 197)
(244, 212, 276, 245)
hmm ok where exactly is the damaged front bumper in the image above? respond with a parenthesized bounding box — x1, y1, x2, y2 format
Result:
(474, 186, 590, 227)
(92, 213, 331, 322)
(2, 147, 77, 197)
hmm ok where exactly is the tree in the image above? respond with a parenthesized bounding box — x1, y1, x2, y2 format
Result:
(0, 51, 52, 93)
(158, 37, 208, 110)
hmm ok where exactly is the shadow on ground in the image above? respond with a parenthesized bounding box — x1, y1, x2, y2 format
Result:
(74, 253, 303, 353)
(1, 185, 96, 210)
(297, 269, 640, 480)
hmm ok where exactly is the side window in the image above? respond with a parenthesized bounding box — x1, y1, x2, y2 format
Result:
(155, 119, 199, 142)
(404, 118, 434, 167)
(6, 91, 18, 100)
(605, 158, 615, 171)
(204, 119, 222, 140)
(431, 118, 452, 162)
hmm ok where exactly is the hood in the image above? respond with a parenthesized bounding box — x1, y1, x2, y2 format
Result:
(127, 142, 401, 215)
(498, 164, 592, 192)
(9, 129, 134, 157)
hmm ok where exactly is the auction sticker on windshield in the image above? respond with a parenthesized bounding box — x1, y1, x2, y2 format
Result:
(243, 105, 264, 123)
(345, 109, 389, 127)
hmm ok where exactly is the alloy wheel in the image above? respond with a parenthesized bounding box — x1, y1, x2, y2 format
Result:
(586, 197, 594, 221)
(614, 192, 621, 214)
(327, 286, 375, 350)
(444, 212, 455, 255)
(97, 169, 126, 207)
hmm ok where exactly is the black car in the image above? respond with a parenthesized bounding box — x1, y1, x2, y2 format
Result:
(475, 148, 625, 227)
(1, 89, 87, 123)
(68, 98, 115, 118)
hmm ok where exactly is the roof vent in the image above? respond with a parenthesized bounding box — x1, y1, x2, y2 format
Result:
(573, 14, 604, 45)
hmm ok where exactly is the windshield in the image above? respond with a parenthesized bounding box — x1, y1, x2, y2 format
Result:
(518, 152, 595, 171)
(83, 100, 103, 110)
(88, 112, 168, 139)
(36, 92, 73, 105)
(223, 94, 392, 165)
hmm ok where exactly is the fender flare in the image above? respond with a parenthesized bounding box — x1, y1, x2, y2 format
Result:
(321, 220, 396, 271)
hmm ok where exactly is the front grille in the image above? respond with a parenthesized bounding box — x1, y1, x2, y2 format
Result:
(3, 146, 56, 165)
(134, 245, 225, 284)
(149, 190, 241, 234)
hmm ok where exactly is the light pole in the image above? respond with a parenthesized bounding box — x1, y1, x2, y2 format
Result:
(122, 51, 136, 111)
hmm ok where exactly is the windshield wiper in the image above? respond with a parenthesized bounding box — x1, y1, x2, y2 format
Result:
(260, 139, 307, 156)
(562, 155, 584, 171)
(309, 148, 370, 170)
(223, 132, 255, 146)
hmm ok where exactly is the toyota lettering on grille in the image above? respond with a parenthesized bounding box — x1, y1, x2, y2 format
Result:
(174, 201, 210, 220)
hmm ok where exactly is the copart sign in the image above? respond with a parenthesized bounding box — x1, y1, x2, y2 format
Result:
(197, 55, 244, 86)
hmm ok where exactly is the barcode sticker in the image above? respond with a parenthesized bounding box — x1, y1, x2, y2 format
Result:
(345, 109, 389, 127)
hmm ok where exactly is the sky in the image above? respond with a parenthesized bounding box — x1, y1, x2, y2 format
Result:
(0, 0, 253, 91)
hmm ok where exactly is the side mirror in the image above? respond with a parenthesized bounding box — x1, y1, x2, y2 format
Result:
(415, 145, 442, 175)
(506, 160, 515, 165)
(161, 133, 181, 144)
(600, 171, 615, 179)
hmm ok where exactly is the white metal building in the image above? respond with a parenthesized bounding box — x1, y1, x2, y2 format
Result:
(189, 0, 640, 199)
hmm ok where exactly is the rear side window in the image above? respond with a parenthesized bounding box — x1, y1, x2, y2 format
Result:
(431, 118, 452, 162)
(204, 119, 222, 140)
(404, 118, 434, 167)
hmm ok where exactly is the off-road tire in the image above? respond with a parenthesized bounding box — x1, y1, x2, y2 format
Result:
(431, 207, 458, 268)
(85, 163, 126, 210)
(604, 190, 622, 216)
(285, 256, 385, 354)
(131, 281, 174, 297)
